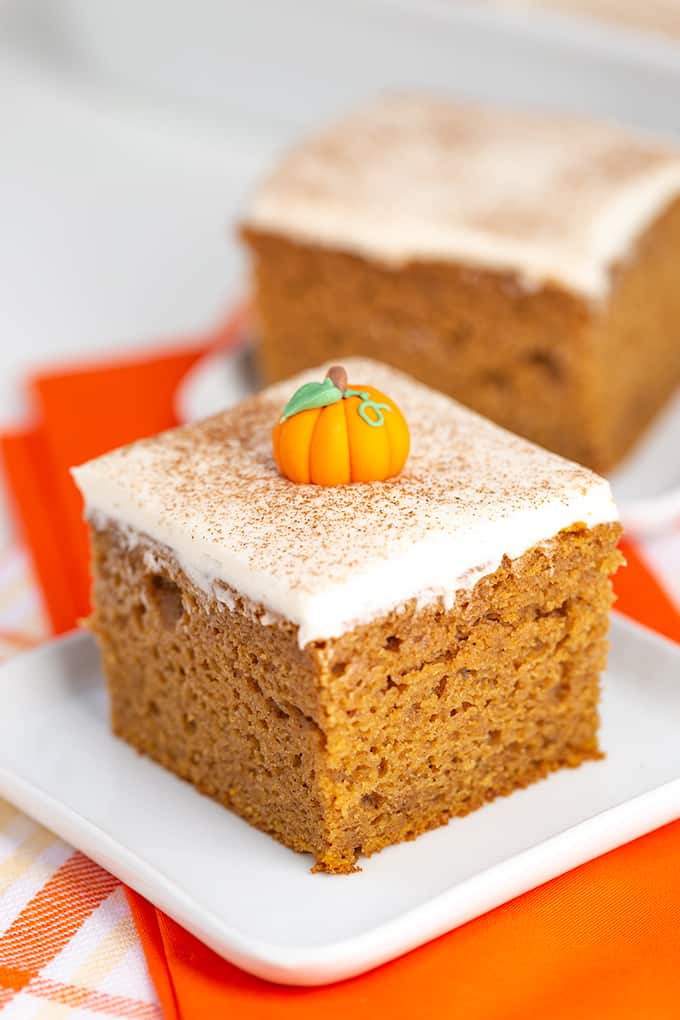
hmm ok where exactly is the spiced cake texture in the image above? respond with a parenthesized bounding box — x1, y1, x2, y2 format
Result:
(243, 96, 680, 473)
(73, 359, 622, 873)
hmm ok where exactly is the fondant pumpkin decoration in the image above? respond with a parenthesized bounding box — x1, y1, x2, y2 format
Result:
(272, 365, 410, 485)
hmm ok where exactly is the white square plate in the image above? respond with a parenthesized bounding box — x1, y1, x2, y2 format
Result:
(0, 614, 679, 987)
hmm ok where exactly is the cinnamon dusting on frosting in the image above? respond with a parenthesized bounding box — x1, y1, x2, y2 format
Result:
(72, 359, 618, 646)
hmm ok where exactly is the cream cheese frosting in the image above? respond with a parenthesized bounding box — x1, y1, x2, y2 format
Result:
(72, 359, 618, 647)
(244, 95, 680, 300)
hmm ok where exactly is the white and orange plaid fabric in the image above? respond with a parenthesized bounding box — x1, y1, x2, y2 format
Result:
(0, 546, 161, 1019)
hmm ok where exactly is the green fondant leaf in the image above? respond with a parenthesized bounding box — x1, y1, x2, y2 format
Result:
(279, 378, 342, 422)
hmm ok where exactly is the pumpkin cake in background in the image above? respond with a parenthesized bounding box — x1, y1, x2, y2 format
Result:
(72, 358, 623, 873)
(242, 94, 680, 474)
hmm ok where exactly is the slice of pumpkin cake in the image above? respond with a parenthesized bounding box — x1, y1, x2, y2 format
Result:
(72, 358, 622, 873)
(243, 95, 680, 473)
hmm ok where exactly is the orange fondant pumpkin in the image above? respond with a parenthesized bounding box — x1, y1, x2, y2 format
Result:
(272, 367, 410, 486)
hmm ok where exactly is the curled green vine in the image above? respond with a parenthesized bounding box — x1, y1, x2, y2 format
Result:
(344, 388, 393, 428)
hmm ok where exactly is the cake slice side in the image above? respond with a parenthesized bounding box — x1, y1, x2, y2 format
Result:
(589, 193, 680, 469)
(313, 520, 622, 872)
(245, 187, 680, 473)
(242, 229, 605, 469)
(89, 523, 333, 858)
(87, 516, 621, 874)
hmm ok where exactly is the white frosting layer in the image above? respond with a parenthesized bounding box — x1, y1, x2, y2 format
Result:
(245, 95, 680, 300)
(73, 359, 618, 646)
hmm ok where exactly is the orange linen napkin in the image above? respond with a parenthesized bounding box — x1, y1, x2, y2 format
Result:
(2, 323, 679, 1019)
(0, 307, 247, 632)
